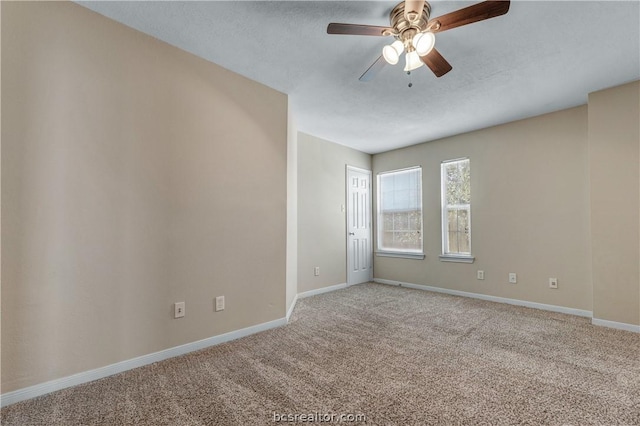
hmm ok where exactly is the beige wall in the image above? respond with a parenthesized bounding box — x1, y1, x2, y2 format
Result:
(1, 1, 287, 393)
(286, 104, 298, 311)
(588, 81, 640, 326)
(297, 133, 371, 293)
(373, 107, 593, 311)
(2, 1, 637, 401)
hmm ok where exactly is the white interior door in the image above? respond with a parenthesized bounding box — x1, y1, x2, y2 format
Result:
(346, 166, 373, 285)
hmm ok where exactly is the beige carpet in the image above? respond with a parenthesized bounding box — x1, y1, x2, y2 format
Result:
(2, 283, 639, 425)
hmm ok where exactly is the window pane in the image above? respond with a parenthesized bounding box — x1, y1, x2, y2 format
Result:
(395, 212, 409, 230)
(448, 231, 459, 253)
(378, 168, 422, 253)
(447, 209, 458, 231)
(457, 209, 470, 254)
(445, 161, 471, 206)
(457, 209, 468, 233)
(408, 210, 420, 231)
(383, 212, 393, 230)
(442, 159, 471, 255)
(459, 162, 471, 205)
(382, 231, 394, 248)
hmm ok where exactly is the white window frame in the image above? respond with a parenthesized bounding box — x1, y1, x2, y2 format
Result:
(440, 158, 475, 263)
(376, 166, 424, 260)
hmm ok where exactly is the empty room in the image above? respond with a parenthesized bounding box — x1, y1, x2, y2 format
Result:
(1, 1, 639, 425)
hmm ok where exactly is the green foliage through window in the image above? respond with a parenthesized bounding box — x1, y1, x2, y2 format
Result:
(442, 159, 471, 255)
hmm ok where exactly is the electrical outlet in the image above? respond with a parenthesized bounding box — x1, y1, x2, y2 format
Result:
(509, 273, 517, 284)
(549, 278, 558, 289)
(477, 270, 485, 280)
(314, 266, 320, 276)
(174, 302, 185, 318)
(215, 296, 225, 312)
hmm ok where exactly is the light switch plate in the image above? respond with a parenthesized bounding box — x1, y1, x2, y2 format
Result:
(174, 302, 185, 318)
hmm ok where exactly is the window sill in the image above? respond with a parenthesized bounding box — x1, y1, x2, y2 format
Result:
(376, 251, 425, 260)
(439, 254, 475, 264)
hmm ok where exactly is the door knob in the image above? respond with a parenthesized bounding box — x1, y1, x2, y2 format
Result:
(349, 232, 355, 235)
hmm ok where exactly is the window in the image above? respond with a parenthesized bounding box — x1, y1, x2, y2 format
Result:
(377, 167, 423, 258)
(441, 158, 474, 262)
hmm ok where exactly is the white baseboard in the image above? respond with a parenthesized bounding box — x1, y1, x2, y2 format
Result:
(0, 317, 287, 408)
(373, 278, 593, 318)
(592, 318, 640, 333)
(2, 281, 350, 407)
(375, 278, 639, 333)
(7, 278, 634, 407)
(297, 282, 348, 299)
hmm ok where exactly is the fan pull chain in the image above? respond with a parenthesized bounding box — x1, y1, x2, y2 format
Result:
(407, 71, 413, 88)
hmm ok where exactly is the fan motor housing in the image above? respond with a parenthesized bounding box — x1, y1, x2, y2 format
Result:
(390, 1, 431, 36)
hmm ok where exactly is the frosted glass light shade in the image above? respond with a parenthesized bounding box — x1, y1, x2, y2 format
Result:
(403, 50, 424, 72)
(412, 32, 436, 56)
(382, 40, 405, 65)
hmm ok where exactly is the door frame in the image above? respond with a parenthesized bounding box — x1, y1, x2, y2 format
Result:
(346, 165, 373, 286)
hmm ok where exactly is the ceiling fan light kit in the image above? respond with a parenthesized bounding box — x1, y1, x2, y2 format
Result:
(404, 50, 424, 72)
(413, 32, 436, 56)
(327, 0, 511, 81)
(382, 40, 405, 65)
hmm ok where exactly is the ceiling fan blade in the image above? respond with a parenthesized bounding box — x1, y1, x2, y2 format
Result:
(327, 23, 393, 36)
(429, 1, 510, 33)
(420, 49, 452, 77)
(359, 55, 387, 82)
(404, 0, 425, 22)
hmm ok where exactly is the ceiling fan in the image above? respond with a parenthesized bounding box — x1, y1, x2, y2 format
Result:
(327, 1, 510, 81)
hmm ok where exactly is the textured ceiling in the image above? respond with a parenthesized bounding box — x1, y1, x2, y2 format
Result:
(78, 1, 640, 154)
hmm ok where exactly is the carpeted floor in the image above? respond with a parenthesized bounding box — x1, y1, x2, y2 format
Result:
(2, 283, 639, 425)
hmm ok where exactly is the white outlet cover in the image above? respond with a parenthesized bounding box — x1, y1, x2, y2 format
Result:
(477, 270, 484, 280)
(215, 296, 225, 312)
(509, 273, 517, 284)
